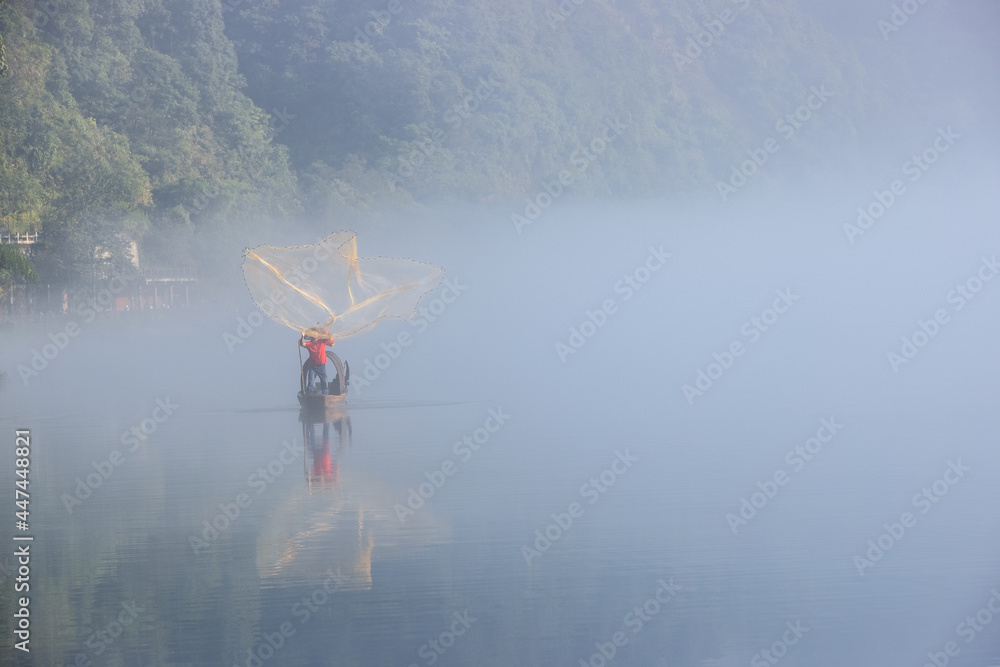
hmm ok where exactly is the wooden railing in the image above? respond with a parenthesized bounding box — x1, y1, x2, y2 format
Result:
(141, 267, 198, 282)
(0, 231, 39, 245)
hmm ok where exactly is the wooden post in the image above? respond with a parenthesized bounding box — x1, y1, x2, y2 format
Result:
(298, 340, 305, 394)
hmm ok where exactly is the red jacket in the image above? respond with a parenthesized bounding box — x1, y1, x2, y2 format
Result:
(303, 337, 333, 364)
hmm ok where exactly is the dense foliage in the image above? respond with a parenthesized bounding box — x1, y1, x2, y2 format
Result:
(0, 0, 989, 286)
(1, 0, 298, 285)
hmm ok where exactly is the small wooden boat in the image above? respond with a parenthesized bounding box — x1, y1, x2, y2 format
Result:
(297, 391, 347, 410)
(298, 351, 350, 411)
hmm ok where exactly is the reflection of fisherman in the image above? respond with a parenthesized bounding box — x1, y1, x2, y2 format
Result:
(305, 421, 340, 486)
(304, 414, 351, 491)
(300, 328, 334, 394)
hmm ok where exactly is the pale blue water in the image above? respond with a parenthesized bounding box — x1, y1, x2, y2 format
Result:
(2, 182, 1000, 666)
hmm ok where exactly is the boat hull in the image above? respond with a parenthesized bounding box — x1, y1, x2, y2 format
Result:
(297, 392, 347, 412)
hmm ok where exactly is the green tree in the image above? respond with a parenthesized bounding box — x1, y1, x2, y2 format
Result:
(0, 243, 36, 282)
(0, 0, 8, 78)
(0, 7, 152, 285)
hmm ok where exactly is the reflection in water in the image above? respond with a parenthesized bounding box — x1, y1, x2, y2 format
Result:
(302, 404, 352, 492)
(254, 405, 451, 594)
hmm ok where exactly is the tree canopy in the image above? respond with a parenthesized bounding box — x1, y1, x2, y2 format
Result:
(0, 0, 988, 287)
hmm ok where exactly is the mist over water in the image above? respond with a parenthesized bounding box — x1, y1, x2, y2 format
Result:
(2, 1, 1000, 665)
(4, 155, 1000, 665)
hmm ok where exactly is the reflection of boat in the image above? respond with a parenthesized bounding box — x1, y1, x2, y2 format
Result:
(255, 407, 451, 587)
(301, 406, 351, 492)
(297, 350, 350, 411)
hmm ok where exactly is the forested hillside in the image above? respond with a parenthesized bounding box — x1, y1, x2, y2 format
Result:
(0, 0, 992, 287)
(1, 0, 298, 285)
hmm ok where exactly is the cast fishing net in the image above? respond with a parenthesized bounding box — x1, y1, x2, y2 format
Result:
(242, 231, 444, 338)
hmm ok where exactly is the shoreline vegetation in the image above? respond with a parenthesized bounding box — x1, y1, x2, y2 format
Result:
(0, 0, 994, 306)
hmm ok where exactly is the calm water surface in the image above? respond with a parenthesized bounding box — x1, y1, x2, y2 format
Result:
(2, 193, 1000, 666)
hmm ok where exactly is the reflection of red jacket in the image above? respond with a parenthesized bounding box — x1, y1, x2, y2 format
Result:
(315, 446, 331, 474)
(304, 337, 333, 364)
(313, 443, 338, 483)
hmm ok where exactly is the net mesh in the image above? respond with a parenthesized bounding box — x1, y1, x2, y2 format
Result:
(242, 231, 444, 338)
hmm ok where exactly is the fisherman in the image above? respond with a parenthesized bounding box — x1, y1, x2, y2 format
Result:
(300, 328, 334, 394)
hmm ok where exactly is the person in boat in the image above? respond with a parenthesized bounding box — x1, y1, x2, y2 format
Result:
(300, 328, 334, 394)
